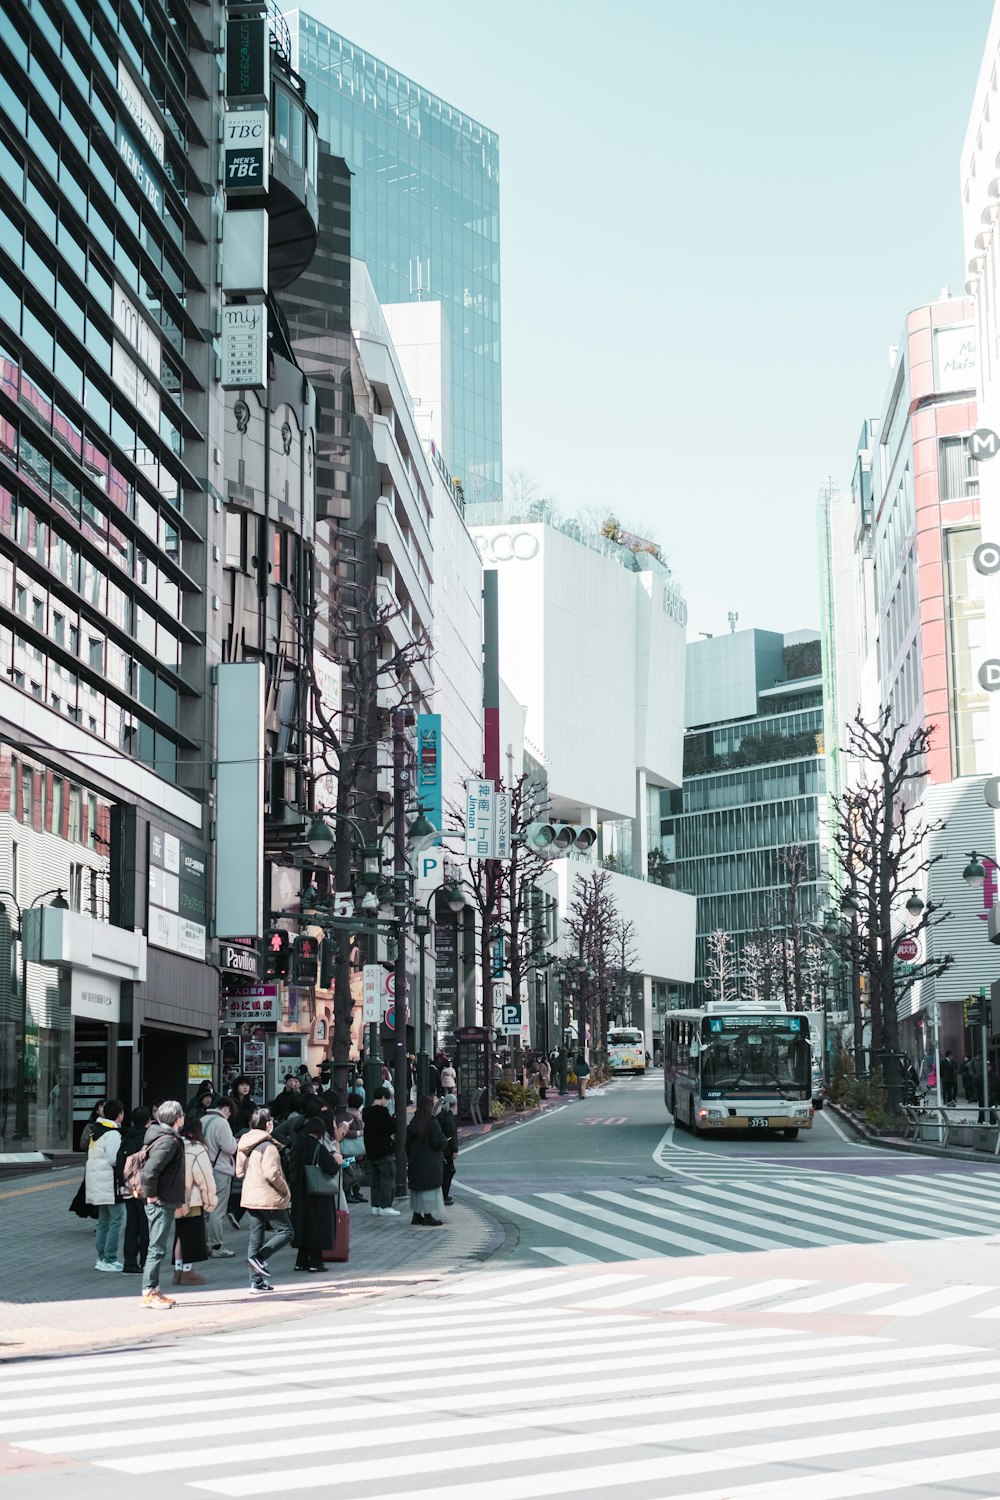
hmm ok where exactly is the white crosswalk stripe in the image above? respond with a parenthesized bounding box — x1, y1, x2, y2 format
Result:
(5, 1309, 1000, 1499)
(462, 1167, 1000, 1265)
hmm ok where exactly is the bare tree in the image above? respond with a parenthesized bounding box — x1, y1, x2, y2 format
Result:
(565, 870, 620, 1056)
(831, 709, 954, 1080)
(302, 582, 434, 1098)
(460, 773, 551, 1055)
(704, 928, 738, 1006)
(608, 916, 640, 1024)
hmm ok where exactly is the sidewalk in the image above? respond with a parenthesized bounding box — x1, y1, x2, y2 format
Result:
(828, 1100, 1000, 1165)
(0, 1165, 506, 1361)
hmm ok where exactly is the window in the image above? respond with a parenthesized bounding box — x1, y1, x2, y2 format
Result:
(939, 437, 979, 500)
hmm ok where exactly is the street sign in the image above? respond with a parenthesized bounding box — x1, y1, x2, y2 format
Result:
(466, 778, 496, 858)
(362, 964, 381, 1024)
(967, 428, 1000, 461)
(979, 660, 1000, 692)
(415, 848, 445, 902)
(965, 996, 987, 1027)
(494, 791, 512, 862)
(501, 1002, 522, 1035)
(974, 541, 1000, 577)
(896, 935, 919, 963)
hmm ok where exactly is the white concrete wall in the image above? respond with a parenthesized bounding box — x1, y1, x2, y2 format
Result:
(554, 859, 695, 985)
(469, 522, 687, 820)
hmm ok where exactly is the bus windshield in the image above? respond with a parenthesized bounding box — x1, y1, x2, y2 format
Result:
(699, 1014, 811, 1093)
(609, 1030, 642, 1048)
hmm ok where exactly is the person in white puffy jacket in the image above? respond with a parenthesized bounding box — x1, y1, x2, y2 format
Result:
(85, 1100, 126, 1272)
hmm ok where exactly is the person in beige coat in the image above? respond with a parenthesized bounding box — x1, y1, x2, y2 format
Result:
(235, 1107, 293, 1293)
(172, 1118, 218, 1286)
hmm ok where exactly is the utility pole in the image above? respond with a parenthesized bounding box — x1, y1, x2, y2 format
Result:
(392, 708, 412, 1196)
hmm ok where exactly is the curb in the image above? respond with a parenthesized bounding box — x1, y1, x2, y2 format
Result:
(827, 1101, 1000, 1166)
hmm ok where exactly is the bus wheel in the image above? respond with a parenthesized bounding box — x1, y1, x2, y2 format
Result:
(783, 1128, 799, 1140)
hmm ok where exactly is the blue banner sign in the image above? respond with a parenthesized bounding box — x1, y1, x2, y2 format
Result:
(416, 713, 442, 844)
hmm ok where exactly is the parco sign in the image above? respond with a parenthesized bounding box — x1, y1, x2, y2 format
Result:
(472, 531, 540, 563)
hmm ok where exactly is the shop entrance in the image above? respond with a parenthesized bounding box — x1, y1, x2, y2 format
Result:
(72, 1022, 109, 1151)
(140, 1027, 189, 1112)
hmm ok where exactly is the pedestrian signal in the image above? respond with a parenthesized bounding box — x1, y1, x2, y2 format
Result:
(292, 933, 320, 985)
(264, 928, 290, 979)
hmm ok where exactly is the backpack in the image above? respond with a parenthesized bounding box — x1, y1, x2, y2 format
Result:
(122, 1134, 179, 1200)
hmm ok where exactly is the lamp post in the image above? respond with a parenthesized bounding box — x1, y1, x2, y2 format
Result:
(962, 852, 997, 1116)
(0, 887, 68, 1141)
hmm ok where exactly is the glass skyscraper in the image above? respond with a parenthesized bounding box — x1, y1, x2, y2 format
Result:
(287, 9, 501, 497)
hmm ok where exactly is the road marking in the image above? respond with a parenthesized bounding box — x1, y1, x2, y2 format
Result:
(872, 1285, 997, 1317)
(770, 1282, 906, 1313)
(546, 1190, 733, 1255)
(23, 1354, 995, 1457)
(532, 1247, 598, 1265)
(0, 1177, 71, 1200)
(592, 1188, 795, 1252)
(98, 1374, 1000, 1479)
(183, 1381, 1000, 1495)
(634, 1184, 841, 1248)
(669, 1278, 815, 1311)
(572, 1274, 727, 1308)
(457, 1105, 569, 1155)
(794, 1175, 1000, 1236)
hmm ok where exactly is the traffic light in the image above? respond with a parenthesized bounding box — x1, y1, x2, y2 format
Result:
(264, 928, 290, 979)
(319, 936, 334, 989)
(292, 932, 320, 985)
(524, 823, 598, 859)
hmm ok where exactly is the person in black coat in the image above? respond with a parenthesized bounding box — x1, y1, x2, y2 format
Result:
(438, 1095, 458, 1205)
(118, 1105, 152, 1272)
(289, 1117, 342, 1271)
(405, 1095, 446, 1227)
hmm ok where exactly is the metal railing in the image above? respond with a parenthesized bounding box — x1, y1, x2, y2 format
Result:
(899, 1104, 1000, 1154)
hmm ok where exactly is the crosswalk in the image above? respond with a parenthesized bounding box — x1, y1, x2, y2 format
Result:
(461, 1166, 1000, 1262)
(6, 1302, 1000, 1497)
(422, 1258, 1000, 1321)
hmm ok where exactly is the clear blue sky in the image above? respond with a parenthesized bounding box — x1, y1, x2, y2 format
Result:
(306, 0, 992, 638)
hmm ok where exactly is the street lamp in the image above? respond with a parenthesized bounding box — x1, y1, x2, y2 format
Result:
(964, 851, 991, 891)
(443, 879, 466, 914)
(839, 888, 861, 918)
(905, 889, 925, 923)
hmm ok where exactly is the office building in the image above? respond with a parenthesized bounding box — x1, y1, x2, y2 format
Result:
(0, 0, 234, 1147)
(667, 630, 827, 1004)
(824, 297, 999, 1055)
(467, 503, 696, 1049)
(287, 9, 502, 498)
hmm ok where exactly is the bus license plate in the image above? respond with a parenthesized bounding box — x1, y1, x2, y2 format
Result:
(748, 1116, 769, 1128)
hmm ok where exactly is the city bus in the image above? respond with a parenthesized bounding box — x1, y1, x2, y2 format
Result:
(607, 1027, 646, 1075)
(664, 1001, 814, 1137)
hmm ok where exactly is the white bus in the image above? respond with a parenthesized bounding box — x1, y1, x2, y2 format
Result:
(664, 1001, 814, 1138)
(607, 1027, 646, 1075)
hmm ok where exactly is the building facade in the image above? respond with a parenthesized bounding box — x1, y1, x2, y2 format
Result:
(287, 8, 502, 499)
(0, 0, 234, 1147)
(821, 297, 1000, 1057)
(467, 504, 696, 1048)
(668, 630, 827, 1007)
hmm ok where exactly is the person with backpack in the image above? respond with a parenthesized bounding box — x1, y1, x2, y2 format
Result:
(574, 1052, 591, 1100)
(135, 1099, 187, 1309)
(85, 1099, 126, 1272)
(119, 1105, 151, 1274)
(201, 1095, 237, 1259)
(235, 1107, 293, 1293)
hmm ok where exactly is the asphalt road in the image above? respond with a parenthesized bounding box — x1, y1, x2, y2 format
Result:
(6, 1072, 1000, 1499)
